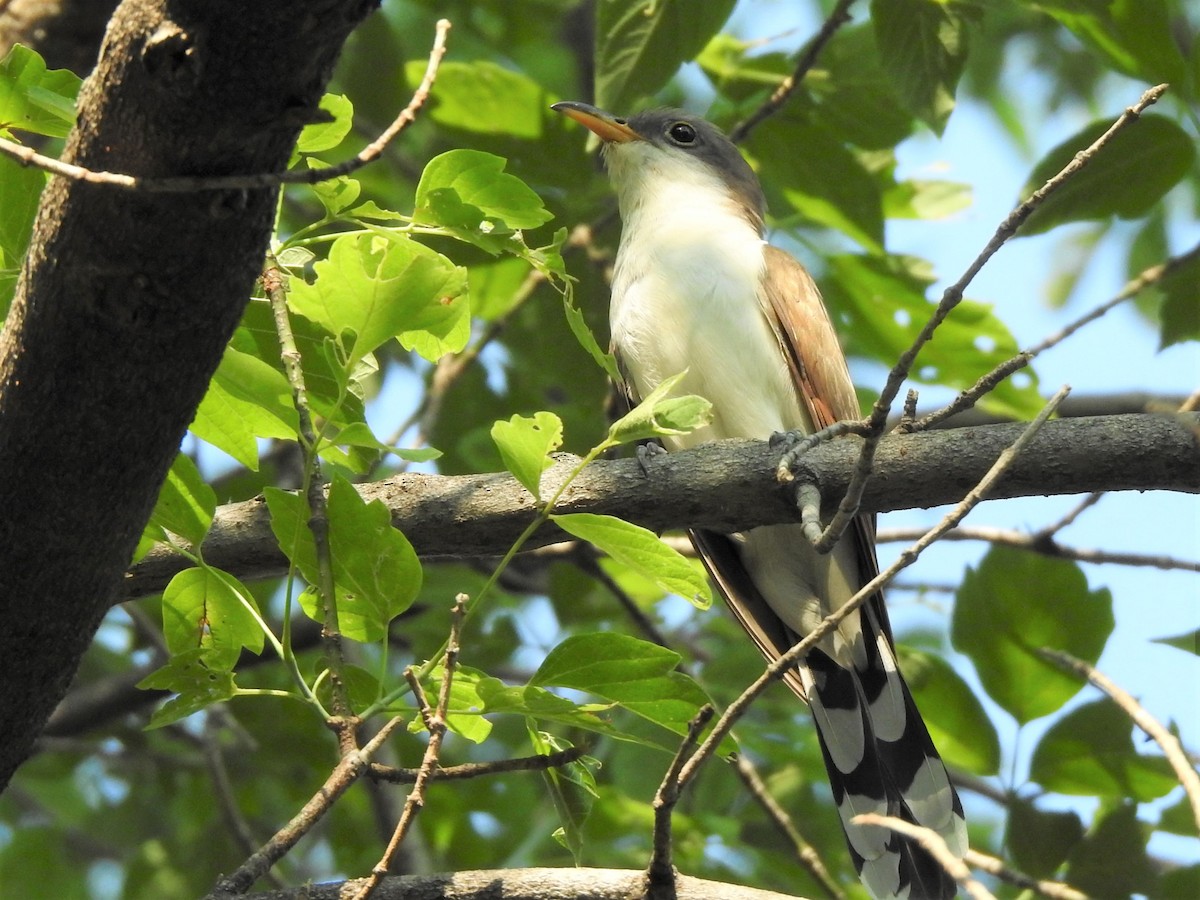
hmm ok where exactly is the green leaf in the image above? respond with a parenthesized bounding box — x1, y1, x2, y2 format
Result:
(491, 411, 563, 500)
(1035, 0, 1187, 87)
(331, 422, 441, 464)
(413, 670, 493, 744)
(1158, 250, 1200, 349)
(295, 93, 354, 155)
(147, 453, 217, 548)
(824, 254, 1043, 420)
(474, 677, 627, 741)
(553, 513, 711, 609)
(1065, 803, 1158, 898)
(895, 647, 1000, 775)
(531, 729, 596, 863)
(416, 149, 553, 231)
(405, 60, 547, 139)
(1157, 791, 1200, 837)
(0, 45, 81, 139)
(1161, 866, 1200, 900)
(288, 474, 422, 642)
(951, 546, 1113, 723)
(288, 233, 469, 365)
(190, 346, 299, 470)
(138, 649, 238, 729)
(606, 371, 713, 446)
(883, 179, 972, 220)
(870, 0, 969, 134)
(1030, 699, 1179, 801)
(1005, 797, 1084, 879)
(305, 162, 362, 217)
(1153, 627, 1200, 656)
(752, 119, 884, 252)
(1018, 115, 1195, 236)
(595, 0, 737, 112)
(532, 633, 714, 739)
(161, 568, 264, 670)
(563, 292, 621, 380)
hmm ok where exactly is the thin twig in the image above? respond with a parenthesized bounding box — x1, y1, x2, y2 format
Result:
(964, 849, 1090, 900)
(368, 746, 586, 784)
(1033, 492, 1105, 541)
(785, 84, 1167, 554)
(264, 259, 355, 744)
(207, 714, 408, 896)
(352, 595, 470, 900)
(729, 0, 858, 143)
(908, 238, 1200, 432)
(874, 525, 1200, 572)
(676, 387, 1071, 790)
(1038, 647, 1200, 834)
(852, 815, 994, 900)
(648, 706, 714, 890)
(731, 755, 845, 900)
(0, 21, 452, 192)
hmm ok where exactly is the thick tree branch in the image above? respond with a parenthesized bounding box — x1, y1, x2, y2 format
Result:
(0, 0, 380, 791)
(245, 867, 806, 900)
(126, 412, 1200, 598)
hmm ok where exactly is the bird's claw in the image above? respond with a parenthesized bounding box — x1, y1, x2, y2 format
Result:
(636, 441, 667, 476)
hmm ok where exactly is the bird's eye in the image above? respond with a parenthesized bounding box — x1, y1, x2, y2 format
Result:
(668, 122, 696, 144)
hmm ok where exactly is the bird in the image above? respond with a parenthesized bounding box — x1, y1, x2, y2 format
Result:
(552, 100, 967, 900)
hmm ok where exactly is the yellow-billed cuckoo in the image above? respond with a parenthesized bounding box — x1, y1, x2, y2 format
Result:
(553, 101, 967, 900)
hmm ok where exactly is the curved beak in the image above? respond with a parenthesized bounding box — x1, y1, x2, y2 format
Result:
(551, 101, 641, 143)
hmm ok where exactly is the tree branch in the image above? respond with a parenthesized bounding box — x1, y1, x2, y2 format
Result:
(126, 412, 1200, 598)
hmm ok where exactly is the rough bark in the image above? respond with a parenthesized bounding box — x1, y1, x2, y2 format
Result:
(125, 412, 1200, 598)
(0, 0, 380, 791)
(0, 0, 117, 74)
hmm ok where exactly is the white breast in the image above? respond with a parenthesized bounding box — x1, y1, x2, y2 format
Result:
(608, 148, 811, 448)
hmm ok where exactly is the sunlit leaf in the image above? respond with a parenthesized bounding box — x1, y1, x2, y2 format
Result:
(161, 568, 264, 670)
(952, 546, 1113, 723)
(491, 411, 563, 500)
(871, 0, 970, 134)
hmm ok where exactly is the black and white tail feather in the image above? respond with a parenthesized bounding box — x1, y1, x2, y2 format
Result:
(692, 528, 966, 900)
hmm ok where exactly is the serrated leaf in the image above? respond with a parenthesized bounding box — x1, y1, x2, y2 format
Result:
(295, 93, 354, 155)
(416, 149, 553, 232)
(564, 291, 621, 381)
(1030, 699, 1179, 801)
(1006, 797, 1084, 879)
(1018, 115, 1194, 236)
(952, 546, 1113, 723)
(138, 649, 237, 729)
(0, 45, 81, 139)
(895, 646, 1000, 775)
(491, 412, 563, 500)
(553, 513, 711, 609)
(596, 0, 738, 113)
(871, 0, 969, 134)
(161, 568, 264, 671)
(282, 474, 421, 642)
(607, 371, 713, 446)
(147, 453, 217, 548)
(531, 633, 716, 740)
(288, 233, 468, 365)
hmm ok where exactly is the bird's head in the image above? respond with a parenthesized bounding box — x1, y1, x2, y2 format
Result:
(552, 101, 766, 232)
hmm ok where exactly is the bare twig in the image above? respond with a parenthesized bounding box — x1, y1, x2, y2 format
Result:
(368, 746, 586, 784)
(874, 525, 1200, 572)
(0, 20, 452, 192)
(207, 714, 408, 896)
(729, 0, 857, 143)
(352, 596, 470, 900)
(909, 239, 1200, 432)
(964, 849, 1090, 900)
(677, 388, 1071, 790)
(1038, 647, 1200, 834)
(264, 259, 355, 743)
(781, 84, 1167, 554)
(648, 706, 714, 890)
(852, 815, 994, 900)
(731, 755, 845, 900)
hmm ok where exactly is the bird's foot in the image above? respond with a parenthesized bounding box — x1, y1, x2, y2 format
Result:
(636, 441, 667, 476)
(772, 421, 862, 483)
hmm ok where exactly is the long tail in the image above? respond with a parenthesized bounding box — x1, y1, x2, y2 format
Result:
(800, 615, 966, 900)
